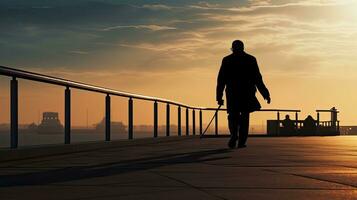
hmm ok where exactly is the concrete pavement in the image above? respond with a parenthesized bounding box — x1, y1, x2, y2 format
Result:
(1, 136, 357, 199)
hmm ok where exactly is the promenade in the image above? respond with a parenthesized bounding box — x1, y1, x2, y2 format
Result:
(1, 136, 357, 200)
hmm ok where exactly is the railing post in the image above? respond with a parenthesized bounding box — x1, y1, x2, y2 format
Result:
(105, 94, 111, 141)
(128, 98, 133, 139)
(186, 108, 189, 136)
(276, 111, 280, 136)
(65, 87, 71, 144)
(10, 77, 18, 149)
(166, 103, 170, 137)
(199, 109, 202, 135)
(317, 112, 320, 135)
(215, 111, 218, 136)
(154, 101, 158, 138)
(337, 121, 340, 133)
(192, 109, 196, 135)
(178, 106, 181, 136)
(295, 112, 298, 129)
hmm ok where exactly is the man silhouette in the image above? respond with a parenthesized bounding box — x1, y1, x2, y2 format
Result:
(282, 114, 296, 135)
(216, 40, 271, 148)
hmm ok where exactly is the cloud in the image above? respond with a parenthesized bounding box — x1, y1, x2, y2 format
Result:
(31, 6, 53, 9)
(189, 1, 221, 9)
(248, 0, 272, 6)
(190, 0, 351, 12)
(101, 24, 177, 31)
(141, 4, 173, 10)
(68, 50, 89, 55)
(1, 0, 357, 77)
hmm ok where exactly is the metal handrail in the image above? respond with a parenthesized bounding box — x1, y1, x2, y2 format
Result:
(0, 66, 194, 109)
(200, 107, 300, 112)
(0, 66, 301, 113)
(316, 109, 339, 113)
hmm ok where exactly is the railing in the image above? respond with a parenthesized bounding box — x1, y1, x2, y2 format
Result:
(0, 66, 301, 148)
(268, 108, 340, 136)
(278, 120, 340, 130)
(202, 108, 301, 136)
(316, 109, 340, 133)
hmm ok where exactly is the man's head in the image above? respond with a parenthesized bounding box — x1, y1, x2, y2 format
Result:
(285, 115, 290, 120)
(231, 40, 244, 53)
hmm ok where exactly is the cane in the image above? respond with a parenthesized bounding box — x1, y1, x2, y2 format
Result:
(200, 104, 222, 138)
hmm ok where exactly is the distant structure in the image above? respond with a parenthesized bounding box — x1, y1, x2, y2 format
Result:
(340, 126, 357, 135)
(96, 118, 126, 133)
(0, 123, 10, 131)
(28, 123, 38, 131)
(37, 112, 64, 134)
(267, 108, 340, 136)
(330, 107, 338, 128)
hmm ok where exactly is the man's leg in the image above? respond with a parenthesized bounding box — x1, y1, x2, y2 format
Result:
(227, 112, 238, 148)
(238, 112, 250, 147)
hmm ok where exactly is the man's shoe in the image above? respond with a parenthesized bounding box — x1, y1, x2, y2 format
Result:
(228, 137, 237, 149)
(238, 144, 247, 148)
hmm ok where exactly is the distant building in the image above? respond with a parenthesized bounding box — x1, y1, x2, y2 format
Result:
(340, 126, 357, 135)
(0, 123, 10, 131)
(28, 123, 38, 131)
(95, 118, 126, 133)
(37, 112, 63, 134)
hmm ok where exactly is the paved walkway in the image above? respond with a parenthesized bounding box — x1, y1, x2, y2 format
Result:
(1, 136, 357, 200)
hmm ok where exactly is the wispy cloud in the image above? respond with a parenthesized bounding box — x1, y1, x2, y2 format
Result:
(31, 6, 53, 9)
(248, 0, 272, 6)
(190, 0, 351, 12)
(141, 4, 173, 10)
(101, 24, 177, 31)
(68, 50, 89, 55)
(189, 1, 221, 9)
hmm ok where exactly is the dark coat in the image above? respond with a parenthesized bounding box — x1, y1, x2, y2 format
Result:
(216, 52, 270, 113)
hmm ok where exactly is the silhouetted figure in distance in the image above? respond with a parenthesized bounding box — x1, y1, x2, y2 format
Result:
(217, 40, 271, 149)
(282, 114, 296, 135)
(302, 115, 316, 134)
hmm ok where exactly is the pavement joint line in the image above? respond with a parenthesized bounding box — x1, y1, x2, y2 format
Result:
(202, 163, 323, 168)
(0, 136, 196, 163)
(68, 187, 184, 200)
(0, 167, 61, 169)
(290, 173, 357, 189)
(68, 149, 230, 170)
(2, 151, 189, 167)
(149, 170, 229, 200)
(50, 184, 191, 188)
(275, 157, 356, 163)
(264, 168, 357, 189)
(45, 184, 357, 190)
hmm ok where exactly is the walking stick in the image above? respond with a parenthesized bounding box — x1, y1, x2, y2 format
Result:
(200, 104, 222, 138)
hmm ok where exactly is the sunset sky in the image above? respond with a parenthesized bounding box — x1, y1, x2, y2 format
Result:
(1, 0, 357, 126)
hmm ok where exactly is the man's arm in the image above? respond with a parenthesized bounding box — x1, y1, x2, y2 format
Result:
(253, 58, 271, 104)
(216, 59, 226, 105)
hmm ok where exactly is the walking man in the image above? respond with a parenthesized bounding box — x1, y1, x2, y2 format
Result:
(216, 40, 271, 148)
